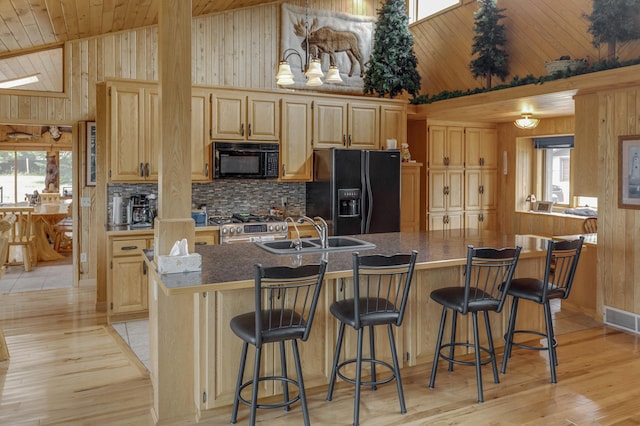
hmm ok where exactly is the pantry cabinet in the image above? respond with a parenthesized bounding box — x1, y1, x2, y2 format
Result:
(280, 96, 312, 181)
(465, 128, 498, 169)
(312, 99, 379, 150)
(428, 125, 464, 168)
(210, 91, 279, 141)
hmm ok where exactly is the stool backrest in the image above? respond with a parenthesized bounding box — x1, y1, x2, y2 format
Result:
(254, 261, 327, 345)
(583, 217, 597, 233)
(543, 236, 584, 300)
(463, 246, 522, 314)
(352, 250, 418, 328)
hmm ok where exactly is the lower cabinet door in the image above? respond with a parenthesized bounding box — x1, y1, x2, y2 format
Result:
(111, 256, 148, 314)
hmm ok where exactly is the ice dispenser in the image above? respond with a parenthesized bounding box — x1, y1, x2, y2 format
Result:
(338, 188, 361, 217)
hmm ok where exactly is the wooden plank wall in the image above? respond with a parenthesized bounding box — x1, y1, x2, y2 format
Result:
(0, 0, 382, 284)
(410, 0, 640, 95)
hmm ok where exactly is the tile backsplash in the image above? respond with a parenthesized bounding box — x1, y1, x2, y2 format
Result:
(107, 180, 305, 223)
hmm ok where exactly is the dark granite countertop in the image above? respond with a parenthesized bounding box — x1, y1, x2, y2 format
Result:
(151, 230, 548, 295)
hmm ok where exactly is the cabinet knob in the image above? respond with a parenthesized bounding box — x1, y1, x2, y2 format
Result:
(248, 123, 252, 136)
(139, 163, 144, 177)
(480, 157, 484, 166)
(241, 123, 245, 136)
(343, 134, 346, 146)
(145, 163, 150, 177)
(348, 134, 352, 146)
(479, 185, 484, 194)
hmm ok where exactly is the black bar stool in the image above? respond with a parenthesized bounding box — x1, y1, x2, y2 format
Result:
(326, 251, 418, 426)
(429, 245, 521, 403)
(230, 260, 328, 426)
(501, 236, 584, 383)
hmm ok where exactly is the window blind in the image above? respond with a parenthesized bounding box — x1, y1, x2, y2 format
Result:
(533, 136, 574, 149)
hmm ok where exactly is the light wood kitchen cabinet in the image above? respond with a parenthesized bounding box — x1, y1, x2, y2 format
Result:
(106, 81, 210, 182)
(210, 91, 279, 141)
(465, 127, 498, 169)
(108, 235, 153, 322)
(312, 99, 380, 150)
(429, 169, 464, 213)
(465, 210, 497, 232)
(191, 89, 211, 181)
(573, 93, 598, 197)
(401, 162, 422, 232)
(380, 104, 407, 146)
(428, 125, 464, 168)
(465, 169, 497, 211)
(108, 82, 160, 182)
(428, 211, 464, 232)
(280, 97, 312, 181)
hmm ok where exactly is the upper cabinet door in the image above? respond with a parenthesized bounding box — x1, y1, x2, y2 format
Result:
(109, 84, 146, 181)
(211, 92, 246, 140)
(428, 125, 463, 168)
(211, 91, 279, 141)
(465, 127, 497, 169)
(247, 95, 279, 141)
(280, 97, 312, 181)
(191, 89, 211, 181)
(348, 102, 379, 150)
(380, 104, 407, 146)
(313, 100, 348, 148)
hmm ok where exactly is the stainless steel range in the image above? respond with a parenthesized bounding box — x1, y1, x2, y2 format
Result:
(213, 213, 288, 244)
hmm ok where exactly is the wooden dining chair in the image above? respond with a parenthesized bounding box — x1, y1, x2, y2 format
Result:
(0, 207, 37, 272)
(53, 202, 73, 252)
(0, 213, 16, 279)
(583, 217, 597, 234)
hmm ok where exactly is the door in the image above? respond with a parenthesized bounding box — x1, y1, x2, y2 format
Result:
(364, 150, 401, 233)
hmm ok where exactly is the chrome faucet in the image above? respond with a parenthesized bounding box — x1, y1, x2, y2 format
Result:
(285, 217, 302, 250)
(298, 215, 328, 248)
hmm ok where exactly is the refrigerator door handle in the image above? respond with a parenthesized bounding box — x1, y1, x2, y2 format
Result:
(363, 153, 374, 234)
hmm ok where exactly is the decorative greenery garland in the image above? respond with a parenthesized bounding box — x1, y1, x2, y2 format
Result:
(410, 57, 640, 105)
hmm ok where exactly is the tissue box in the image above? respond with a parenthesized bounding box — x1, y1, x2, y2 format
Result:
(157, 253, 202, 274)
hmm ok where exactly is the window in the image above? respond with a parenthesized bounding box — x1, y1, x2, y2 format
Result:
(408, 0, 460, 23)
(0, 150, 71, 204)
(0, 46, 64, 93)
(543, 148, 571, 205)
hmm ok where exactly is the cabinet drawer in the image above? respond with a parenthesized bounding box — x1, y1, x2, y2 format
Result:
(112, 239, 149, 256)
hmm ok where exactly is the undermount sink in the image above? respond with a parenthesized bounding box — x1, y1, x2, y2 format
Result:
(255, 236, 376, 255)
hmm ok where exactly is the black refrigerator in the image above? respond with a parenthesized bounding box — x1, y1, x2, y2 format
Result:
(306, 148, 401, 236)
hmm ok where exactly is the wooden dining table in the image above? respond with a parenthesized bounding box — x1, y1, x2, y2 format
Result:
(32, 202, 70, 262)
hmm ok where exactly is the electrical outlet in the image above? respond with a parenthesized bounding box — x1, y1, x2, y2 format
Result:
(80, 197, 91, 207)
(80, 252, 87, 262)
(281, 196, 287, 206)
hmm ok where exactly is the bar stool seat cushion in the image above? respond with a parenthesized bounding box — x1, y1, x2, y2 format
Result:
(430, 287, 500, 313)
(230, 309, 305, 345)
(507, 278, 565, 302)
(329, 297, 399, 327)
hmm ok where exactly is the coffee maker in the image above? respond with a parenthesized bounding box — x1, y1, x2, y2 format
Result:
(127, 194, 155, 228)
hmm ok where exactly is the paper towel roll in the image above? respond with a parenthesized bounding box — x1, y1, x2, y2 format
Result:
(113, 193, 124, 225)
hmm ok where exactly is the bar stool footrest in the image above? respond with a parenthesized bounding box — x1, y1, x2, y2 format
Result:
(506, 329, 557, 352)
(336, 358, 396, 387)
(237, 375, 301, 410)
(438, 342, 495, 367)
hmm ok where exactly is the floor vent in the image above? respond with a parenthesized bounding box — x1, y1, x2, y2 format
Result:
(604, 306, 640, 335)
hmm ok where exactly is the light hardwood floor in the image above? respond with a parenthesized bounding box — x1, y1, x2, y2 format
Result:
(1, 285, 639, 425)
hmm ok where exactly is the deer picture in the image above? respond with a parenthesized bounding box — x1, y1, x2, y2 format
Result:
(294, 18, 365, 78)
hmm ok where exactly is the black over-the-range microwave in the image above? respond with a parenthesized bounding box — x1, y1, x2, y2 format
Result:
(212, 141, 279, 179)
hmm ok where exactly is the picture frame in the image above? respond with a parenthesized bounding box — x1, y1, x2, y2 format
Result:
(534, 201, 554, 213)
(618, 135, 640, 209)
(86, 121, 97, 186)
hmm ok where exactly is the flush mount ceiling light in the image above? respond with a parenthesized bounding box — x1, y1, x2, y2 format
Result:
(514, 113, 540, 129)
(276, 0, 342, 87)
(0, 73, 40, 89)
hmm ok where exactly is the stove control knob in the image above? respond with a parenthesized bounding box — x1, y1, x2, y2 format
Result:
(227, 227, 234, 234)
(282, 223, 288, 231)
(221, 227, 228, 235)
(269, 225, 274, 232)
(274, 224, 280, 231)
(236, 226, 243, 234)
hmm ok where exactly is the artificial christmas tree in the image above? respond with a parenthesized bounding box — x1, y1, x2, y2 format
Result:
(363, 0, 421, 98)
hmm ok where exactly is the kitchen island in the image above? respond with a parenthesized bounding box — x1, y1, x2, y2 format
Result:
(147, 230, 552, 424)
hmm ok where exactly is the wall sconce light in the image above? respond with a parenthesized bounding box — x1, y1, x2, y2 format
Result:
(514, 114, 540, 129)
(275, 0, 343, 87)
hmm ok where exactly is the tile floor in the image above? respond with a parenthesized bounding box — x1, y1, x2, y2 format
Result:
(0, 254, 73, 294)
(112, 320, 151, 371)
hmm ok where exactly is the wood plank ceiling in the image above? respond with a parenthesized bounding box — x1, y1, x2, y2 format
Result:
(0, 0, 266, 90)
